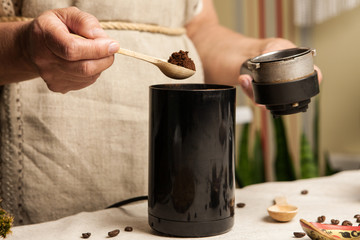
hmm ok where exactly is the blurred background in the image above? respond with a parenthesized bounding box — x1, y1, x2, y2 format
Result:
(213, 0, 360, 185)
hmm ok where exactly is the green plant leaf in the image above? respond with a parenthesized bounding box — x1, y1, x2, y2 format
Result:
(273, 117, 296, 181)
(252, 130, 265, 184)
(300, 132, 318, 179)
(235, 123, 252, 187)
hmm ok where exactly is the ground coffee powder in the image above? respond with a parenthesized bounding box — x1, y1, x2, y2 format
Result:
(168, 50, 196, 71)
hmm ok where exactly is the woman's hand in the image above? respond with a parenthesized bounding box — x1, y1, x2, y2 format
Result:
(22, 7, 120, 93)
(238, 38, 323, 101)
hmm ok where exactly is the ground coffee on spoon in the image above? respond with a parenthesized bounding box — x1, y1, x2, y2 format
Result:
(168, 50, 196, 71)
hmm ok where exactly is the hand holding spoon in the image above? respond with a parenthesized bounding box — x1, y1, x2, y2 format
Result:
(71, 34, 195, 79)
(267, 196, 298, 222)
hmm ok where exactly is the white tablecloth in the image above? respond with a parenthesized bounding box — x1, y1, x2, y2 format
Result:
(7, 170, 360, 240)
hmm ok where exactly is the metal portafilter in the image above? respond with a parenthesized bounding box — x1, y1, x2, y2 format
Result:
(241, 47, 320, 117)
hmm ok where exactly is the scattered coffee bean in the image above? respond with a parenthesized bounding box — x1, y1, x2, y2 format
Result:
(357, 217, 360, 223)
(108, 229, 120, 237)
(301, 190, 308, 195)
(342, 220, 352, 226)
(354, 214, 360, 218)
(124, 226, 133, 232)
(82, 232, 91, 239)
(293, 232, 306, 238)
(317, 215, 326, 223)
(236, 203, 246, 208)
(331, 219, 340, 225)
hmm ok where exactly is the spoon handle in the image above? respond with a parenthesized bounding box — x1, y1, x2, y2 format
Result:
(117, 47, 161, 65)
(275, 196, 288, 205)
(70, 33, 162, 65)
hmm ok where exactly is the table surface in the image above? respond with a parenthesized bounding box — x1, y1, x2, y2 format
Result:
(7, 170, 360, 240)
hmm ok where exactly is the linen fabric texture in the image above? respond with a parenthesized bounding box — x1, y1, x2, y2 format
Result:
(0, 0, 204, 225)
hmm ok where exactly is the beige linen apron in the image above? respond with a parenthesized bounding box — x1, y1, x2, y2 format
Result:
(0, 0, 204, 225)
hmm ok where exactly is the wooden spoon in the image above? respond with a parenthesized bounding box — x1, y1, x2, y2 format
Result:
(71, 34, 195, 79)
(267, 196, 298, 222)
(117, 47, 195, 79)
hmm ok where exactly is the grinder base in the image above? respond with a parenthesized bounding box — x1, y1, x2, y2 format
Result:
(149, 214, 234, 237)
(252, 71, 319, 117)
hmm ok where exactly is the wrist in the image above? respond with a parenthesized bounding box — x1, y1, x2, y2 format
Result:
(0, 21, 38, 84)
(16, 21, 39, 78)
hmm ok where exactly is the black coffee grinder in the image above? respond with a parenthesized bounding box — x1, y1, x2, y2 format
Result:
(241, 47, 320, 117)
(148, 84, 236, 237)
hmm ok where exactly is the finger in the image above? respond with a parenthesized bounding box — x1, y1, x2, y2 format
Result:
(47, 31, 119, 61)
(32, 44, 115, 82)
(39, 9, 120, 61)
(56, 55, 115, 80)
(54, 7, 107, 39)
(59, 78, 98, 93)
(314, 65, 323, 84)
(44, 73, 100, 93)
(238, 74, 254, 100)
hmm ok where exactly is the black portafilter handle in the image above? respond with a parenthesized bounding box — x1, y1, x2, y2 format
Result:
(240, 60, 320, 117)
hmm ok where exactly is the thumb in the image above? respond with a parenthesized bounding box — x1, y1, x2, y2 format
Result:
(238, 74, 254, 100)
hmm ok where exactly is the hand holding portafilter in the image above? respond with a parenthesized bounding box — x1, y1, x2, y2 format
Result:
(240, 48, 320, 117)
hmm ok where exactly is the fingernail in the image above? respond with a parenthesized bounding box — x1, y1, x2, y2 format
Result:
(108, 42, 120, 54)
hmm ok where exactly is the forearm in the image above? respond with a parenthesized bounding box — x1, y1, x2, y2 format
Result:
(188, 22, 263, 85)
(0, 21, 38, 84)
(186, 0, 281, 85)
(187, 0, 320, 101)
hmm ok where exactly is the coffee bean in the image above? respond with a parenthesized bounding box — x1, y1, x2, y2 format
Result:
(293, 232, 306, 238)
(331, 219, 340, 225)
(342, 220, 352, 226)
(317, 215, 326, 223)
(124, 226, 133, 232)
(354, 214, 360, 218)
(236, 203, 246, 208)
(108, 229, 120, 237)
(356, 217, 360, 223)
(301, 190, 308, 195)
(82, 232, 91, 239)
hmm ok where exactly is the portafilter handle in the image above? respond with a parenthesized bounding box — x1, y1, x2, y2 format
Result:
(240, 58, 253, 76)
